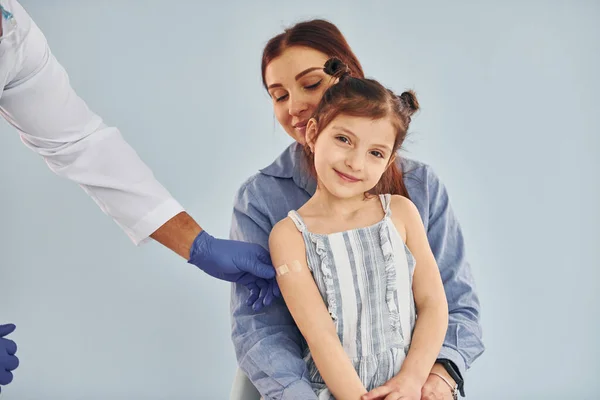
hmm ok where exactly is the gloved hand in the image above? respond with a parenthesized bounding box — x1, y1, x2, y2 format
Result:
(0, 324, 19, 393)
(188, 231, 281, 310)
(245, 278, 281, 312)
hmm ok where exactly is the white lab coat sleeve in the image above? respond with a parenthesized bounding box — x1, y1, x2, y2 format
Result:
(0, 2, 185, 245)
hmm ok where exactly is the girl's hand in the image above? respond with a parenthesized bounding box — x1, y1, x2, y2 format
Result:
(361, 375, 421, 400)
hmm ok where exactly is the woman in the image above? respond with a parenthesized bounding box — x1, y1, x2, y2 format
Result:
(229, 20, 484, 400)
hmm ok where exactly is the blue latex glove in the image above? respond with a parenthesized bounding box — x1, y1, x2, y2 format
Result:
(0, 324, 19, 393)
(245, 278, 281, 312)
(188, 231, 280, 310)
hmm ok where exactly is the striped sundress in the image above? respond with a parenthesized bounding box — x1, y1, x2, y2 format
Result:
(287, 194, 417, 399)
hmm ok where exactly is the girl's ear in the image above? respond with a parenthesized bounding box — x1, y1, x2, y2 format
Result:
(305, 118, 319, 153)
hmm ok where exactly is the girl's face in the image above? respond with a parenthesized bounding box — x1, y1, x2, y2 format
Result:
(306, 114, 397, 199)
(264, 46, 338, 144)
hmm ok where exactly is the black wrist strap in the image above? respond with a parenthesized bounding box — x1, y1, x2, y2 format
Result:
(436, 358, 465, 397)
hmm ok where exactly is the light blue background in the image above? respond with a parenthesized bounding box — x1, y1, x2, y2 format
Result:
(1, 1, 598, 399)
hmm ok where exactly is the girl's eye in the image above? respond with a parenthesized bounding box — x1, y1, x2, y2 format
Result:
(371, 151, 384, 158)
(305, 80, 322, 90)
(275, 93, 289, 102)
(335, 136, 350, 144)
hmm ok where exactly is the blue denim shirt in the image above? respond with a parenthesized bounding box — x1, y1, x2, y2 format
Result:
(230, 143, 484, 400)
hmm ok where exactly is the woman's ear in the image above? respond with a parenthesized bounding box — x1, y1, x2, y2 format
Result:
(305, 118, 319, 152)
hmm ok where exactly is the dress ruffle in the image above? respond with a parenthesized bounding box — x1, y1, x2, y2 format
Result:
(380, 218, 401, 335)
(310, 233, 338, 322)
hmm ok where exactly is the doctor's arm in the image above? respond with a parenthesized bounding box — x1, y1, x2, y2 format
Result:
(0, 7, 272, 280)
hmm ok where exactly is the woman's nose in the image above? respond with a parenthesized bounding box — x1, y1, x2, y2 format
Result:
(288, 93, 309, 117)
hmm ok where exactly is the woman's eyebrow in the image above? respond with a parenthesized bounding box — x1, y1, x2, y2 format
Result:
(267, 67, 323, 90)
(295, 67, 322, 80)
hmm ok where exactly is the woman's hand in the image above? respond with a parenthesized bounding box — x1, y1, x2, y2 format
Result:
(361, 374, 422, 400)
(420, 371, 456, 400)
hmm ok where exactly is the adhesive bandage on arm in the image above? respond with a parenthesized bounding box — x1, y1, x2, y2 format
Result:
(276, 264, 290, 276)
(276, 260, 303, 276)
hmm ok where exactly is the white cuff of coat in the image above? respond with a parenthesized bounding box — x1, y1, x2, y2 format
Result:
(127, 198, 185, 245)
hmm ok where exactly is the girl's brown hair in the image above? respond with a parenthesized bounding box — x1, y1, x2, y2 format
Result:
(306, 58, 419, 197)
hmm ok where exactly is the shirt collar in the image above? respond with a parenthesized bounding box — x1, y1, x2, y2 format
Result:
(259, 142, 317, 195)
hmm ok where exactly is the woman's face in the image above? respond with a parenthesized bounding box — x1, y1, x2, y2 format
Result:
(264, 46, 338, 144)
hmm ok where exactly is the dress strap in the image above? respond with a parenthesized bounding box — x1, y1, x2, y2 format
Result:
(287, 210, 307, 233)
(379, 193, 393, 217)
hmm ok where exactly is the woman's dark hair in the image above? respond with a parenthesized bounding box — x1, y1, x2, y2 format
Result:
(306, 58, 419, 197)
(261, 19, 364, 90)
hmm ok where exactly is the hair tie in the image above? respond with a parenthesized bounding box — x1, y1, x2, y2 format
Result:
(324, 57, 351, 80)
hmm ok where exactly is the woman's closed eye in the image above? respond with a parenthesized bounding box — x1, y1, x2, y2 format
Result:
(273, 80, 322, 102)
(275, 93, 288, 102)
(305, 80, 322, 90)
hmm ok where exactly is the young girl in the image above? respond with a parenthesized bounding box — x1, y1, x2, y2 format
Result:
(268, 58, 449, 400)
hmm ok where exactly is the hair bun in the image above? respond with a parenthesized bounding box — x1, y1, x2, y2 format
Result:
(398, 90, 420, 117)
(324, 57, 351, 80)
